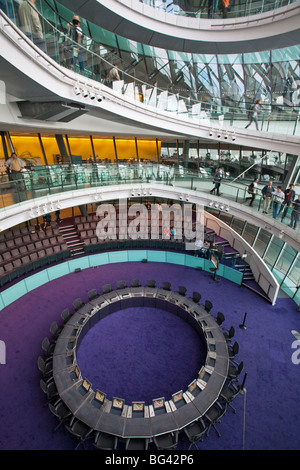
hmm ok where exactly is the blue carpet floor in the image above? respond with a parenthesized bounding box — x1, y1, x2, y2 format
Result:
(0, 261, 299, 450)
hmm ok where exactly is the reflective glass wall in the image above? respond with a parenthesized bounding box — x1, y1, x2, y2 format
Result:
(215, 208, 300, 301)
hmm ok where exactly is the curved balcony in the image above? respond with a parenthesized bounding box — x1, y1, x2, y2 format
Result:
(1, 9, 300, 156)
(57, 0, 300, 53)
(0, 168, 298, 305)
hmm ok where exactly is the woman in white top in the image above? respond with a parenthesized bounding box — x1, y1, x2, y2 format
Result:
(272, 186, 285, 219)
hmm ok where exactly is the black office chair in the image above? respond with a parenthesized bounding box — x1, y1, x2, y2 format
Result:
(228, 341, 239, 363)
(88, 288, 98, 301)
(117, 280, 127, 289)
(162, 281, 171, 291)
(223, 326, 235, 343)
(215, 311, 225, 326)
(146, 279, 156, 288)
(49, 321, 63, 340)
(204, 300, 213, 313)
(190, 291, 201, 303)
(204, 401, 226, 437)
(125, 437, 149, 450)
(37, 355, 53, 380)
(61, 308, 71, 324)
(41, 337, 55, 356)
(72, 297, 83, 312)
(227, 361, 244, 383)
(219, 382, 241, 413)
(102, 284, 112, 294)
(48, 399, 72, 431)
(153, 431, 178, 450)
(93, 431, 118, 450)
(40, 378, 59, 405)
(178, 286, 187, 297)
(65, 417, 94, 450)
(183, 418, 207, 450)
(131, 278, 141, 287)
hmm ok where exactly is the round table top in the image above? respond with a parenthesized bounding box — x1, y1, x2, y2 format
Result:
(52, 286, 229, 438)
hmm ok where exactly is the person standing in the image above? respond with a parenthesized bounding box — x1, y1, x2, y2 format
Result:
(289, 194, 300, 230)
(66, 15, 84, 74)
(18, 0, 45, 52)
(261, 180, 275, 214)
(245, 99, 262, 130)
(272, 186, 285, 219)
(245, 177, 259, 207)
(5, 152, 25, 193)
(280, 184, 296, 222)
(210, 167, 223, 196)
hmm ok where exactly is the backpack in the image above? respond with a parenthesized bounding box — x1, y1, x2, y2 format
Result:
(248, 182, 254, 194)
(64, 24, 78, 48)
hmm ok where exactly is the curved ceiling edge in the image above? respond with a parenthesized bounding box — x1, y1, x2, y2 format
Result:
(60, 0, 300, 53)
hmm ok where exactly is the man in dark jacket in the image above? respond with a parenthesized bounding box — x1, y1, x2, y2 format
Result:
(210, 167, 223, 196)
(261, 180, 275, 214)
(280, 184, 296, 222)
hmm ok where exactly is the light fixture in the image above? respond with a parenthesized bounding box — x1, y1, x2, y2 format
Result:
(56, 202, 61, 209)
(232, 136, 236, 141)
(217, 133, 221, 138)
(224, 135, 228, 140)
(209, 131, 213, 137)
(179, 195, 183, 200)
(214, 203, 219, 208)
(186, 196, 189, 201)
(90, 91, 95, 100)
(225, 206, 229, 212)
(74, 86, 81, 95)
(82, 89, 89, 98)
(96, 95, 102, 102)
(220, 204, 224, 210)
(209, 201, 213, 206)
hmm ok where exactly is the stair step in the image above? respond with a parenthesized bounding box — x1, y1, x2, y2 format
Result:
(59, 226, 75, 232)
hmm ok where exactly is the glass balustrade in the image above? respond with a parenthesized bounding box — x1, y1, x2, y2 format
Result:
(1, 1, 300, 137)
(137, 0, 297, 19)
(0, 161, 298, 302)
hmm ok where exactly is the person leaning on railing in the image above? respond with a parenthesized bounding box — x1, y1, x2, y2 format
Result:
(289, 194, 300, 230)
(280, 184, 296, 222)
(5, 152, 25, 191)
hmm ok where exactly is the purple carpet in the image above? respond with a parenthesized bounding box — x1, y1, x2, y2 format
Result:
(0, 260, 299, 450)
(77, 307, 206, 405)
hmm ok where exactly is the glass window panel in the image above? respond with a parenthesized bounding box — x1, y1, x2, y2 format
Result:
(273, 244, 297, 281)
(287, 254, 300, 286)
(263, 238, 285, 268)
(253, 229, 272, 257)
(230, 217, 245, 235)
(242, 223, 259, 246)
(218, 212, 233, 226)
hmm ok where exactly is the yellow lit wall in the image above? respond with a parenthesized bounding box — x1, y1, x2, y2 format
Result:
(9, 135, 44, 165)
(40, 137, 60, 165)
(0, 135, 161, 166)
(68, 137, 93, 160)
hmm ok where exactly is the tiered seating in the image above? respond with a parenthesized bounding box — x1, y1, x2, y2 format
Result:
(74, 208, 183, 248)
(0, 223, 70, 286)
